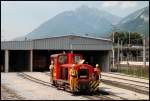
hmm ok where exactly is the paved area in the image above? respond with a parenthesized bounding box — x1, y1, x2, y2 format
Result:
(1, 72, 149, 100)
(25, 72, 50, 82)
(1, 84, 25, 100)
(26, 72, 149, 99)
(1, 73, 88, 100)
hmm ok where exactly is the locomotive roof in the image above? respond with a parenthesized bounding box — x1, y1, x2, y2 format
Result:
(50, 53, 82, 57)
(51, 53, 64, 57)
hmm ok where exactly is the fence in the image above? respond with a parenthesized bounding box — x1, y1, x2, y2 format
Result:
(110, 47, 149, 79)
(110, 63, 149, 79)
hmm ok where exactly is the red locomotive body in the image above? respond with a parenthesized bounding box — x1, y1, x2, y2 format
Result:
(50, 53, 100, 92)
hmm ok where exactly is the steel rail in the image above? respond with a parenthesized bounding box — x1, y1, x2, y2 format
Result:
(101, 79, 149, 95)
(102, 74, 149, 85)
(18, 72, 128, 100)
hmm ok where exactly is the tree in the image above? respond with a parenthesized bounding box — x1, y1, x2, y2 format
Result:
(110, 32, 143, 46)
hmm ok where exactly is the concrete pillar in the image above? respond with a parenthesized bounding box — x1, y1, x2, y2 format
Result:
(108, 51, 111, 72)
(105, 52, 110, 72)
(5, 50, 9, 72)
(30, 50, 33, 72)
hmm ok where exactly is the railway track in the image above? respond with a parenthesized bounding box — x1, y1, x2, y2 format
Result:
(101, 74, 149, 95)
(45, 72, 129, 100)
(80, 90, 128, 100)
(102, 73, 149, 85)
(46, 72, 149, 95)
(17, 72, 52, 87)
(17, 72, 128, 100)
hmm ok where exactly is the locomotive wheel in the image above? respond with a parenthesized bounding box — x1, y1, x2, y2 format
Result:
(63, 87, 65, 90)
(72, 91, 77, 95)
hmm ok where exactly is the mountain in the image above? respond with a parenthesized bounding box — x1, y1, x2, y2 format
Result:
(118, 6, 149, 37)
(22, 5, 122, 40)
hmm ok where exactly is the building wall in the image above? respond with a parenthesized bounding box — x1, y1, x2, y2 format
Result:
(1, 35, 112, 50)
(1, 35, 112, 72)
(1, 41, 33, 50)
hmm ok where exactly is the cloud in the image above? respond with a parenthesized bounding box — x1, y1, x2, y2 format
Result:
(102, 1, 138, 9)
(102, 1, 119, 8)
(120, 1, 137, 9)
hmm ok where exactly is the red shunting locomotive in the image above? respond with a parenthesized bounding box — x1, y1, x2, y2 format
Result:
(49, 53, 101, 93)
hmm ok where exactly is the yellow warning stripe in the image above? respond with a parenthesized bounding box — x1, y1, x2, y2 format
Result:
(91, 81, 95, 87)
(94, 81, 99, 87)
(89, 81, 100, 92)
(93, 82, 99, 91)
(90, 81, 94, 92)
(93, 87, 98, 92)
(91, 81, 96, 87)
(89, 80, 93, 85)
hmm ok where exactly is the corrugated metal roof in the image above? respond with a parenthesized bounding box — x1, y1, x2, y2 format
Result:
(27, 34, 111, 42)
(1, 35, 112, 50)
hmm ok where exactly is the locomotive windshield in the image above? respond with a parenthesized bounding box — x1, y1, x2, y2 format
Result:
(78, 69, 89, 79)
(73, 55, 81, 64)
(58, 55, 67, 64)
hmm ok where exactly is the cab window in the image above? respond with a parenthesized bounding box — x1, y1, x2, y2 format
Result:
(73, 55, 81, 64)
(58, 55, 67, 64)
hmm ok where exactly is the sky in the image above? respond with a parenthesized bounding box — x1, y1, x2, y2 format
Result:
(1, 1, 149, 41)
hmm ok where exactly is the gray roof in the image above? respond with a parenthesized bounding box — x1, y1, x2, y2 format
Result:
(13, 33, 111, 41)
(31, 34, 111, 41)
(1, 35, 112, 50)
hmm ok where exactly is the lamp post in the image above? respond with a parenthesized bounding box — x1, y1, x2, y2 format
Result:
(143, 35, 146, 68)
(111, 24, 120, 71)
(112, 31, 115, 69)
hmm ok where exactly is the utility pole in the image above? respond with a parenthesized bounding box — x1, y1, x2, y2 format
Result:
(129, 32, 130, 45)
(112, 31, 115, 69)
(143, 36, 146, 68)
(112, 25, 116, 69)
(121, 40, 123, 62)
(111, 24, 120, 70)
(117, 37, 120, 71)
(127, 32, 130, 68)
(112, 24, 119, 68)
